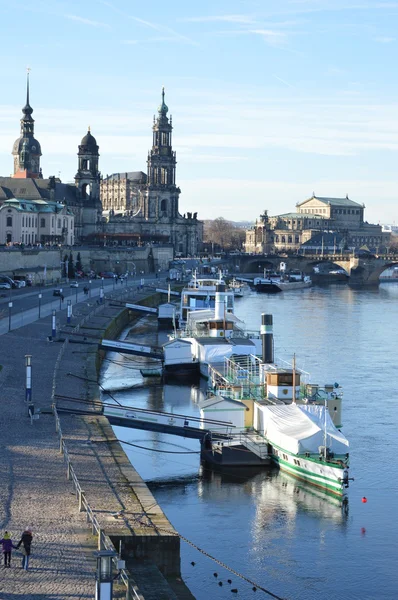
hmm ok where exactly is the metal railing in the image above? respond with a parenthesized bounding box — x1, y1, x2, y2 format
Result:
(51, 294, 144, 600)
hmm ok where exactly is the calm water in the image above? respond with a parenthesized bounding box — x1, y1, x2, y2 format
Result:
(100, 284, 398, 600)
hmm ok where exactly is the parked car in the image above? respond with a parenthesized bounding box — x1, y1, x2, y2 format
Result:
(53, 289, 62, 297)
(70, 281, 79, 288)
(14, 280, 26, 288)
(0, 282, 11, 290)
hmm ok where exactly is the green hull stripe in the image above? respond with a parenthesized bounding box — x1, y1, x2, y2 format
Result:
(272, 457, 343, 495)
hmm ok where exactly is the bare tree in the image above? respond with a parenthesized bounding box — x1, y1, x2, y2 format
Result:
(204, 217, 245, 251)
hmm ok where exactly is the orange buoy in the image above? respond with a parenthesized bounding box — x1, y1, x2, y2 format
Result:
(362, 496, 367, 503)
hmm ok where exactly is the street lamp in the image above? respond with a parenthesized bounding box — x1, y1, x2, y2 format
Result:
(38, 292, 42, 318)
(59, 288, 63, 310)
(89, 279, 92, 298)
(93, 549, 117, 600)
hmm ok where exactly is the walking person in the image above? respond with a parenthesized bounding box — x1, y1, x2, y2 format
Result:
(16, 528, 33, 570)
(0, 531, 14, 567)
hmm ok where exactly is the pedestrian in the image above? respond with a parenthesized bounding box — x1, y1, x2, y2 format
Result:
(0, 531, 14, 567)
(16, 528, 33, 570)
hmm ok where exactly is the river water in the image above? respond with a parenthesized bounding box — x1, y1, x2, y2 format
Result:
(100, 283, 398, 600)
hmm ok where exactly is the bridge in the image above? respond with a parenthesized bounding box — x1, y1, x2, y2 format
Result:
(225, 253, 398, 286)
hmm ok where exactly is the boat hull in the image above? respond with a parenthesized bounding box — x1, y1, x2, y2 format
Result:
(270, 447, 346, 497)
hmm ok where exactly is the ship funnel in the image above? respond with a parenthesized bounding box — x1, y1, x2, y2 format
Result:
(261, 313, 274, 364)
(215, 283, 226, 320)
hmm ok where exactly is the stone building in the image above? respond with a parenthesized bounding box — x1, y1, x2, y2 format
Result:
(245, 194, 385, 254)
(0, 74, 101, 243)
(101, 171, 147, 214)
(0, 193, 74, 246)
(100, 89, 203, 255)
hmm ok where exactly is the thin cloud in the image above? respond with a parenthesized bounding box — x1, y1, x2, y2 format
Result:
(273, 75, 296, 88)
(373, 36, 395, 43)
(180, 14, 255, 24)
(129, 15, 198, 45)
(65, 14, 110, 28)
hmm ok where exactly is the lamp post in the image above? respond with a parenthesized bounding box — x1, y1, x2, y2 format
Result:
(59, 288, 63, 310)
(38, 292, 42, 318)
(89, 279, 92, 298)
(75, 285, 78, 303)
(93, 549, 117, 600)
(100, 277, 104, 304)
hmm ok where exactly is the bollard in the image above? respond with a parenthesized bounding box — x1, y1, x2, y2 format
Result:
(67, 300, 72, 324)
(25, 354, 32, 403)
(52, 310, 56, 339)
(99, 287, 104, 304)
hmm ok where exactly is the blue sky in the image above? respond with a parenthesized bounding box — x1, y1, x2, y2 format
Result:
(1, 0, 398, 224)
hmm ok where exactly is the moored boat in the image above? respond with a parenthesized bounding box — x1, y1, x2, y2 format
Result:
(200, 314, 352, 498)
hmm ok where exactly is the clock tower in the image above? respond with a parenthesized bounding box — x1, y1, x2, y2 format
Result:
(144, 88, 179, 220)
(12, 71, 42, 179)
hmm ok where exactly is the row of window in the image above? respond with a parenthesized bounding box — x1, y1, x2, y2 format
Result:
(272, 235, 301, 244)
(301, 208, 360, 215)
(6, 216, 71, 229)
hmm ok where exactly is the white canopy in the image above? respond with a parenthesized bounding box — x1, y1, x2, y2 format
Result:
(260, 404, 349, 455)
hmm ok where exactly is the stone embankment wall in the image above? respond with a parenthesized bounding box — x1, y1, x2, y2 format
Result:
(0, 244, 173, 281)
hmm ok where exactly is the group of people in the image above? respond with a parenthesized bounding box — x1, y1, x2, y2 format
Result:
(0, 528, 33, 569)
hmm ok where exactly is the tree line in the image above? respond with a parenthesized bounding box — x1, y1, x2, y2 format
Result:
(203, 217, 247, 252)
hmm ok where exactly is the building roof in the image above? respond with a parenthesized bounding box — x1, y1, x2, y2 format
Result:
(301, 232, 345, 247)
(0, 177, 79, 207)
(0, 197, 72, 215)
(298, 195, 363, 208)
(272, 212, 322, 219)
(103, 171, 147, 183)
(199, 395, 245, 409)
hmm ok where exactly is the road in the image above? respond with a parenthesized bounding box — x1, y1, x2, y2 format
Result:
(0, 274, 165, 335)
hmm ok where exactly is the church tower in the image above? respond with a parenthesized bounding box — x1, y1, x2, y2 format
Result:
(74, 128, 102, 238)
(12, 71, 42, 179)
(145, 88, 180, 219)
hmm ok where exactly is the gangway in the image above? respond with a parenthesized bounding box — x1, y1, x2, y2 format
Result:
(56, 397, 233, 442)
(99, 338, 164, 360)
(125, 303, 157, 314)
(155, 288, 180, 296)
(103, 403, 233, 440)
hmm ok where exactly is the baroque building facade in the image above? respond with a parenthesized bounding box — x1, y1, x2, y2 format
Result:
(245, 194, 386, 254)
(100, 90, 203, 255)
(0, 74, 101, 245)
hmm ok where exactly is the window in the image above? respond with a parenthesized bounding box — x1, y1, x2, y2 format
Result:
(6, 216, 12, 227)
(58, 219, 61, 229)
(22, 216, 25, 227)
(40, 218, 45, 228)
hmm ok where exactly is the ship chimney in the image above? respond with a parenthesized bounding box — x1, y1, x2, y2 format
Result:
(261, 314, 274, 363)
(214, 283, 226, 320)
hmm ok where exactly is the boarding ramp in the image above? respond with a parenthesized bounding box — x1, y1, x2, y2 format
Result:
(99, 338, 164, 359)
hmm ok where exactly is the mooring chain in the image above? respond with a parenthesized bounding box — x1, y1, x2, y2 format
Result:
(131, 515, 287, 600)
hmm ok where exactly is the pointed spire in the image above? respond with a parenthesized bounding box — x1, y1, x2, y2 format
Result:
(22, 67, 33, 118)
(26, 67, 30, 106)
(158, 86, 168, 115)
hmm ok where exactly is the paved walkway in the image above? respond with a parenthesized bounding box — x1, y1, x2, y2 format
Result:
(0, 315, 99, 598)
(0, 286, 160, 599)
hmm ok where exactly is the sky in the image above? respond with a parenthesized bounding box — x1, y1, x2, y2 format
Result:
(1, 0, 398, 224)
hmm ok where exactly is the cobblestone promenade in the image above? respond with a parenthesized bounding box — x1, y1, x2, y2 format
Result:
(0, 310, 99, 598)
(0, 285, 188, 600)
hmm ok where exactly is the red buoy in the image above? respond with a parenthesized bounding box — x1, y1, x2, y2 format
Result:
(362, 496, 367, 503)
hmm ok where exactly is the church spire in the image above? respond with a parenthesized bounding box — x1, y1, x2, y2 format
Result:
(158, 87, 168, 116)
(12, 70, 42, 179)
